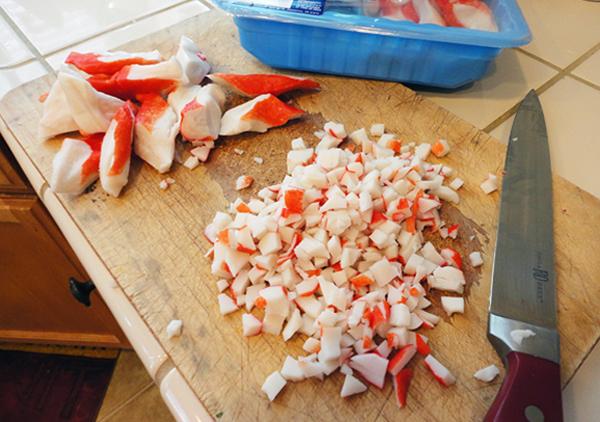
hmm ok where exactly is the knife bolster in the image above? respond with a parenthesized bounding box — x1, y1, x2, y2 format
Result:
(488, 313, 560, 364)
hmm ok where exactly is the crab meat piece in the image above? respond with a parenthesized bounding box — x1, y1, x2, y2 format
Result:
(393, 368, 413, 408)
(423, 354, 456, 386)
(432, 186, 460, 204)
(510, 329, 536, 345)
(370, 258, 399, 286)
(208, 73, 319, 97)
(473, 364, 500, 382)
(50, 134, 102, 195)
(480, 173, 499, 194)
(183, 156, 199, 170)
(172, 85, 225, 143)
(99, 101, 136, 197)
(303, 337, 321, 353)
(281, 356, 305, 381)
(259, 286, 288, 316)
(65, 50, 161, 75)
(429, 266, 466, 293)
(262, 313, 286, 335)
(295, 278, 319, 297)
(218, 293, 238, 315)
(262, 371, 287, 401)
(191, 146, 212, 163)
(295, 295, 323, 319)
(220, 94, 304, 136)
(287, 148, 314, 173)
(319, 279, 347, 311)
(413, 0, 446, 25)
(349, 128, 370, 145)
(134, 93, 177, 173)
(298, 358, 324, 380)
(449, 177, 464, 190)
(415, 143, 431, 160)
(469, 251, 484, 267)
(440, 247, 463, 268)
(236, 175, 254, 191)
(370, 123, 385, 137)
(324, 122, 346, 139)
(436, 0, 498, 31)
(58, 69, 124, 135)
(38, 80, 78, 140)
(340, 363, 353, 376)
(440, 296, 464, 316)
(349, 353, 389, 389)
(166, 319, 183, 339)
(216, 279, 229, 293)
(340, 374, 368, 398)
(316, 148, 344, 171)
(389, 303, 411, 327)
(291, 137, 306, 150)
(282, 308, 303, 341)
(431, 139, 450, 157)
(319, 326, 342, 361)
(379, 0, 419, 21)
(420, 242, 445, 266)
(89, 57, 182, 100)
(175, 36, 210, 85)
(388, 344, 416, 376)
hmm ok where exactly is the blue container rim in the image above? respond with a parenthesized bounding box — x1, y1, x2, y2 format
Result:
(214, 0, 532, 49)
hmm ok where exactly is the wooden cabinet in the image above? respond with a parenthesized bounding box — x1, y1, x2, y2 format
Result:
(0, 139, 129, 348)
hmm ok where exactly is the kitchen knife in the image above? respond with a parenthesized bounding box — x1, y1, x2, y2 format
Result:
(486, 90, 562, 422)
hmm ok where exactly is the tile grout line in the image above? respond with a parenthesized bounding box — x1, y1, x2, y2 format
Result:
(38, 0, 191, 61)
(0, 0, 194, 71)
(98, 381, 156, 422)
(484, 42, 600, 134)
(0, 6, 54, 74)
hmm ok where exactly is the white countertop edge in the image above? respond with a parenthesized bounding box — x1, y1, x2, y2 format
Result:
(0, 118, 212, 422)
(161, 368, 215, 422)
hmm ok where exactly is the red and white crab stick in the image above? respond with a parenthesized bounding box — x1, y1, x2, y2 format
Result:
(57, 68, 124, 135)
(208, 73, 320, 97)
(89, 57, 182, 100)
(436, 0, 497, 31)
(219, 94, 304, 136)
(168, 84, 225, 144)
(99, 101, 136, 197)
(134, 93, 178, 173)
(38, 79, 78, 140)
(175, 36, 211, 85)
(65, 50, 162, 75)
(379, 0, 419, 22)
(50, 133, 103, 194)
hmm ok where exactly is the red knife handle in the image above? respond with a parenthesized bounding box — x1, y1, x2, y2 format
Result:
(485, 352, 562, 422)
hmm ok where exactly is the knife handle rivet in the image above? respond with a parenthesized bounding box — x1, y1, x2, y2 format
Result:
(524, 405, 544, 422)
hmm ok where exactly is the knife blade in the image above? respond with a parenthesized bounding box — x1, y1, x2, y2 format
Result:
(485, 90, 563, 422)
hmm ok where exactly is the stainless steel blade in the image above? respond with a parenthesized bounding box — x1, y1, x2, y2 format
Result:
(488, 90, 559, 362)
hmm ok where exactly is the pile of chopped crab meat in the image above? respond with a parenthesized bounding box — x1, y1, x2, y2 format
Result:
(204, 121, 482, 405)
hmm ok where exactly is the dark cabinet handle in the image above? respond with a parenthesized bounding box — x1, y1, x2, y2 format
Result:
(68, 277, 95, 307)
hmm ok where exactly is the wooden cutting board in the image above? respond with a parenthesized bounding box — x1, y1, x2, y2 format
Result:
(1, 11, 599, 421)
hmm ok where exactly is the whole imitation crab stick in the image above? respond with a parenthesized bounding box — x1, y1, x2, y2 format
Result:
(57, 68, 124, 135)
(99, 101, 136, 197)
(134, 93, 178, 173)
(379, 0, 419, 22)
(413, 0, 446, 25)
(65, 50, 162, 75)
(175, 36, 210, 85)
(220, 94, 304, 136)
(38, 79, 78, 140)
(88, 57, 182, 100)
(435, 0, 497, 31)
(50, 133, 103, 195)
(208, 73, 320, 97)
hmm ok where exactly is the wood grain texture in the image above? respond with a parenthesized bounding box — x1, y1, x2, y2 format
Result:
(0, 11, 599, 421)
(0, 195, 128, 347)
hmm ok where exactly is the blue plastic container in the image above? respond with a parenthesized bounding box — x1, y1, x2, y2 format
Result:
(214, 0, 531, 89)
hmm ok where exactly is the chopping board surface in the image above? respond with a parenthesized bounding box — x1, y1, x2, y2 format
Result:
(1, 11, 600, 421)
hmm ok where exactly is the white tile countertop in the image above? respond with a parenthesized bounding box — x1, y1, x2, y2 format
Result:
(1, 0, 599, 420)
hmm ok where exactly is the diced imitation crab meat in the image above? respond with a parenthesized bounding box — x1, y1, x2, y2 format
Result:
(204, 120, 484, 403)
(50, 134, 103, 195)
